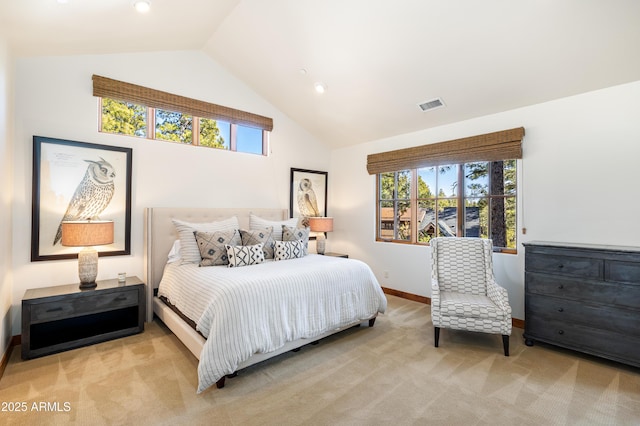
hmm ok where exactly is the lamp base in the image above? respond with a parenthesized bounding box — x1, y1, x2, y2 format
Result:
(78, 247, 98, 289)
(79, 281, 98, 290)
(316, 234, 326, 255)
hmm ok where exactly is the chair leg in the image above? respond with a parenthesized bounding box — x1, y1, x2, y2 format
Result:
(434, 327, 440, 347)
(502, 334, 509, 356)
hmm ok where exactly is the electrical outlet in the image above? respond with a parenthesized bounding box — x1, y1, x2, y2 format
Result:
(383, 270, 389, 279)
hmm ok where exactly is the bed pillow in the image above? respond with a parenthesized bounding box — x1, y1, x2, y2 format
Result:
(167, 240, 181, 263)
(249, 214, 299, 241)
(240, 227, 275, 259)
(274, 240, 306, 261)
(172, 217, 240, 264)
(226, 243, 265, 268)
(195, 230, 241, 266)
(282, 225, 310, 255)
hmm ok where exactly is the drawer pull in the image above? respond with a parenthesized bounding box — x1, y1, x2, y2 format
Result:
(558, 264, 564, 269)
(46, 307, 63, 313)
(558, 330, 564, 335)
(558, 307, 564, 312)
(114, 296, 128, 302)
(558, 284, 564, 290)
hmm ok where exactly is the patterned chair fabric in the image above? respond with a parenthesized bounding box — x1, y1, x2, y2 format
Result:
(430, 237, 512, 355)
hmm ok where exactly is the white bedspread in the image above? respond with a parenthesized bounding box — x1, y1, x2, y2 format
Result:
(158, 254, 387, 393)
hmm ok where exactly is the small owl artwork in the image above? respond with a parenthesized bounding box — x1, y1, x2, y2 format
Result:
(53, 157, 116, 246)
(297, 178, 320, 218)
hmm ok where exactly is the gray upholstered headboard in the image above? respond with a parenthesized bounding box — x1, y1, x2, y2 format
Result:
(143, 207, 289, 321)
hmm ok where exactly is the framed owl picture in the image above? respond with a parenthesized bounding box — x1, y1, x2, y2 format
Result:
(290, 168, 328, 239)
(31, 136, 132, 261)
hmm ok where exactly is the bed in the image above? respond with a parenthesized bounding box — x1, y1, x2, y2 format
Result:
(144, 207, 387, 392)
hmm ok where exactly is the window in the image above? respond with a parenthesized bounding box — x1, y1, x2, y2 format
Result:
(99, 97, 268, 154)
(377, 160, 517, 251)
(369, 127, 524, 253)
(93, 75, 272, 156)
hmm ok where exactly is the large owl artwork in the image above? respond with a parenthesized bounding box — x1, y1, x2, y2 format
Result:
(297, 178, 320, 218)
(53, 157, 116, 246)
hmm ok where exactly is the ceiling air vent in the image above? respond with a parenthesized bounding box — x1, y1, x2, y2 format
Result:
(418, 98, 445, 112)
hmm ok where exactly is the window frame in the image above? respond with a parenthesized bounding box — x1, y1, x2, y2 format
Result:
(376, 161, 518, 254)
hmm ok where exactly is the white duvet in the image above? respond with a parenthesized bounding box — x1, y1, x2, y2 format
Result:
(158, 254, 387, 392)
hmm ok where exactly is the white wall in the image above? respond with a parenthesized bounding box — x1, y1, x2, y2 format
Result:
(0, 38, 14, 357)
(10, 50, 330, 335)
(330, 81, 640, 320)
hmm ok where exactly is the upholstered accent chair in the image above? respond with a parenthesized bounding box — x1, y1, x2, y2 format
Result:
(430, 237, 512, 356)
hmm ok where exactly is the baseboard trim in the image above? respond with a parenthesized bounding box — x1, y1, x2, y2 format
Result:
(381, 287, 431, 305)
(0, 335, 20, 381)
(381, 287, 524, 329)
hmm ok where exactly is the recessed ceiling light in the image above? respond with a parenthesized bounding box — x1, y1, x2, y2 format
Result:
(314, 82, 326, 94)
(134, 1, 151, 13)
(299, 68, 308, 75)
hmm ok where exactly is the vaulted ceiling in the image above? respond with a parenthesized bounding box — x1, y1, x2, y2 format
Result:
(2, 0, 640, 148)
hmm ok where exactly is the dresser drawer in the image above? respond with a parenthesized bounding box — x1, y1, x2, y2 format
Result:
(606, 260, 640, 285)
(525, 272, 640, 308)
(30, 289, 139, 324)
(526, 253, 602, 279)
(526, 295, 640, 337)
(526, 316, 640, 367)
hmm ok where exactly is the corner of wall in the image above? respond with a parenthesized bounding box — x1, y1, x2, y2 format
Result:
(0, 37, 15, 362)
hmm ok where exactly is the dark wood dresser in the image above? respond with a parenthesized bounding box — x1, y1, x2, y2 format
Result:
(523, 241, 640, 368)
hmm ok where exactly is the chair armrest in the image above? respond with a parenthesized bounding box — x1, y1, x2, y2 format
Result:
(486, 279, 512, 316)
(431, 277, 441, 307)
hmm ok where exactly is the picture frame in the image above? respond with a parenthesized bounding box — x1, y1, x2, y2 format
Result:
(290, 168, 328, 239)
(31, 136, 132, 261)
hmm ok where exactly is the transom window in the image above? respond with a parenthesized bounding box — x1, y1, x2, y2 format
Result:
(377, 160, 517, 251)
(100, 98, 267, 155)
(93, 75, 273, 156)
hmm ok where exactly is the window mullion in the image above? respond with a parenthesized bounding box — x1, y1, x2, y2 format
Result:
(193, 117, 200, 146)
(148, 107, 155, 140)
(458, 164, 464, 236)
(411, 169, 418, 243)
(230, 124, 237, 151)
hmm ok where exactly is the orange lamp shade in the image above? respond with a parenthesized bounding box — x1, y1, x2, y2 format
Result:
(308, 217, 334, 233)
(61, 221, 114, 247)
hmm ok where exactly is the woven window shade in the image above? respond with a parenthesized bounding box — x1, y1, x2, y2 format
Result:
(366, 127, 524, 175)
(92, 74, 273, 131)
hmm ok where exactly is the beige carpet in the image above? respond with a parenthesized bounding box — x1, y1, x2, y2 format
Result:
(1, 295, 639, 425)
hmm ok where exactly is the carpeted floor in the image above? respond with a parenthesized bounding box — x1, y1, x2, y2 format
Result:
(1, 295, 639, 425)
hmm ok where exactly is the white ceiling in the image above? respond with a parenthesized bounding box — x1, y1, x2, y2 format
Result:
(2, 0, 640, 148)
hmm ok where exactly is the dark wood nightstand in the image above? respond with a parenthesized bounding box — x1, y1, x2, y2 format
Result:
(322, 252, 349, 258)
(21, 276, 145, 360)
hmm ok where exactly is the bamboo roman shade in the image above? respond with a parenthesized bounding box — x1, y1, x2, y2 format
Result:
(92, 74, 273, 131)
(366, 127, 524, 175)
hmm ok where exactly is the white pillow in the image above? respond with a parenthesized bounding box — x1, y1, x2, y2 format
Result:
(274, 240, 306, 261)
(167, 240, 181, 263)
(249, 214, 299, 241)
(225, 243, 265, 268)
(172, 217, 240, 264)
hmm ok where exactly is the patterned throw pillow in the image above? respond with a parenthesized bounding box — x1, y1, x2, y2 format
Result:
(282, 225, 310, 255)
(172, 217, 239, 264)
(249, 214, 299, 241)
(239, 227, 275, 259)
(274, 240, 306, 261)
(226, 243, 265, 268)
(194, 230, 241, 266)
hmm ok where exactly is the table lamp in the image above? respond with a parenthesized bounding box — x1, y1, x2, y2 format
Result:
(61, 220, 114, 289)
(308, 217, 333, 255)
